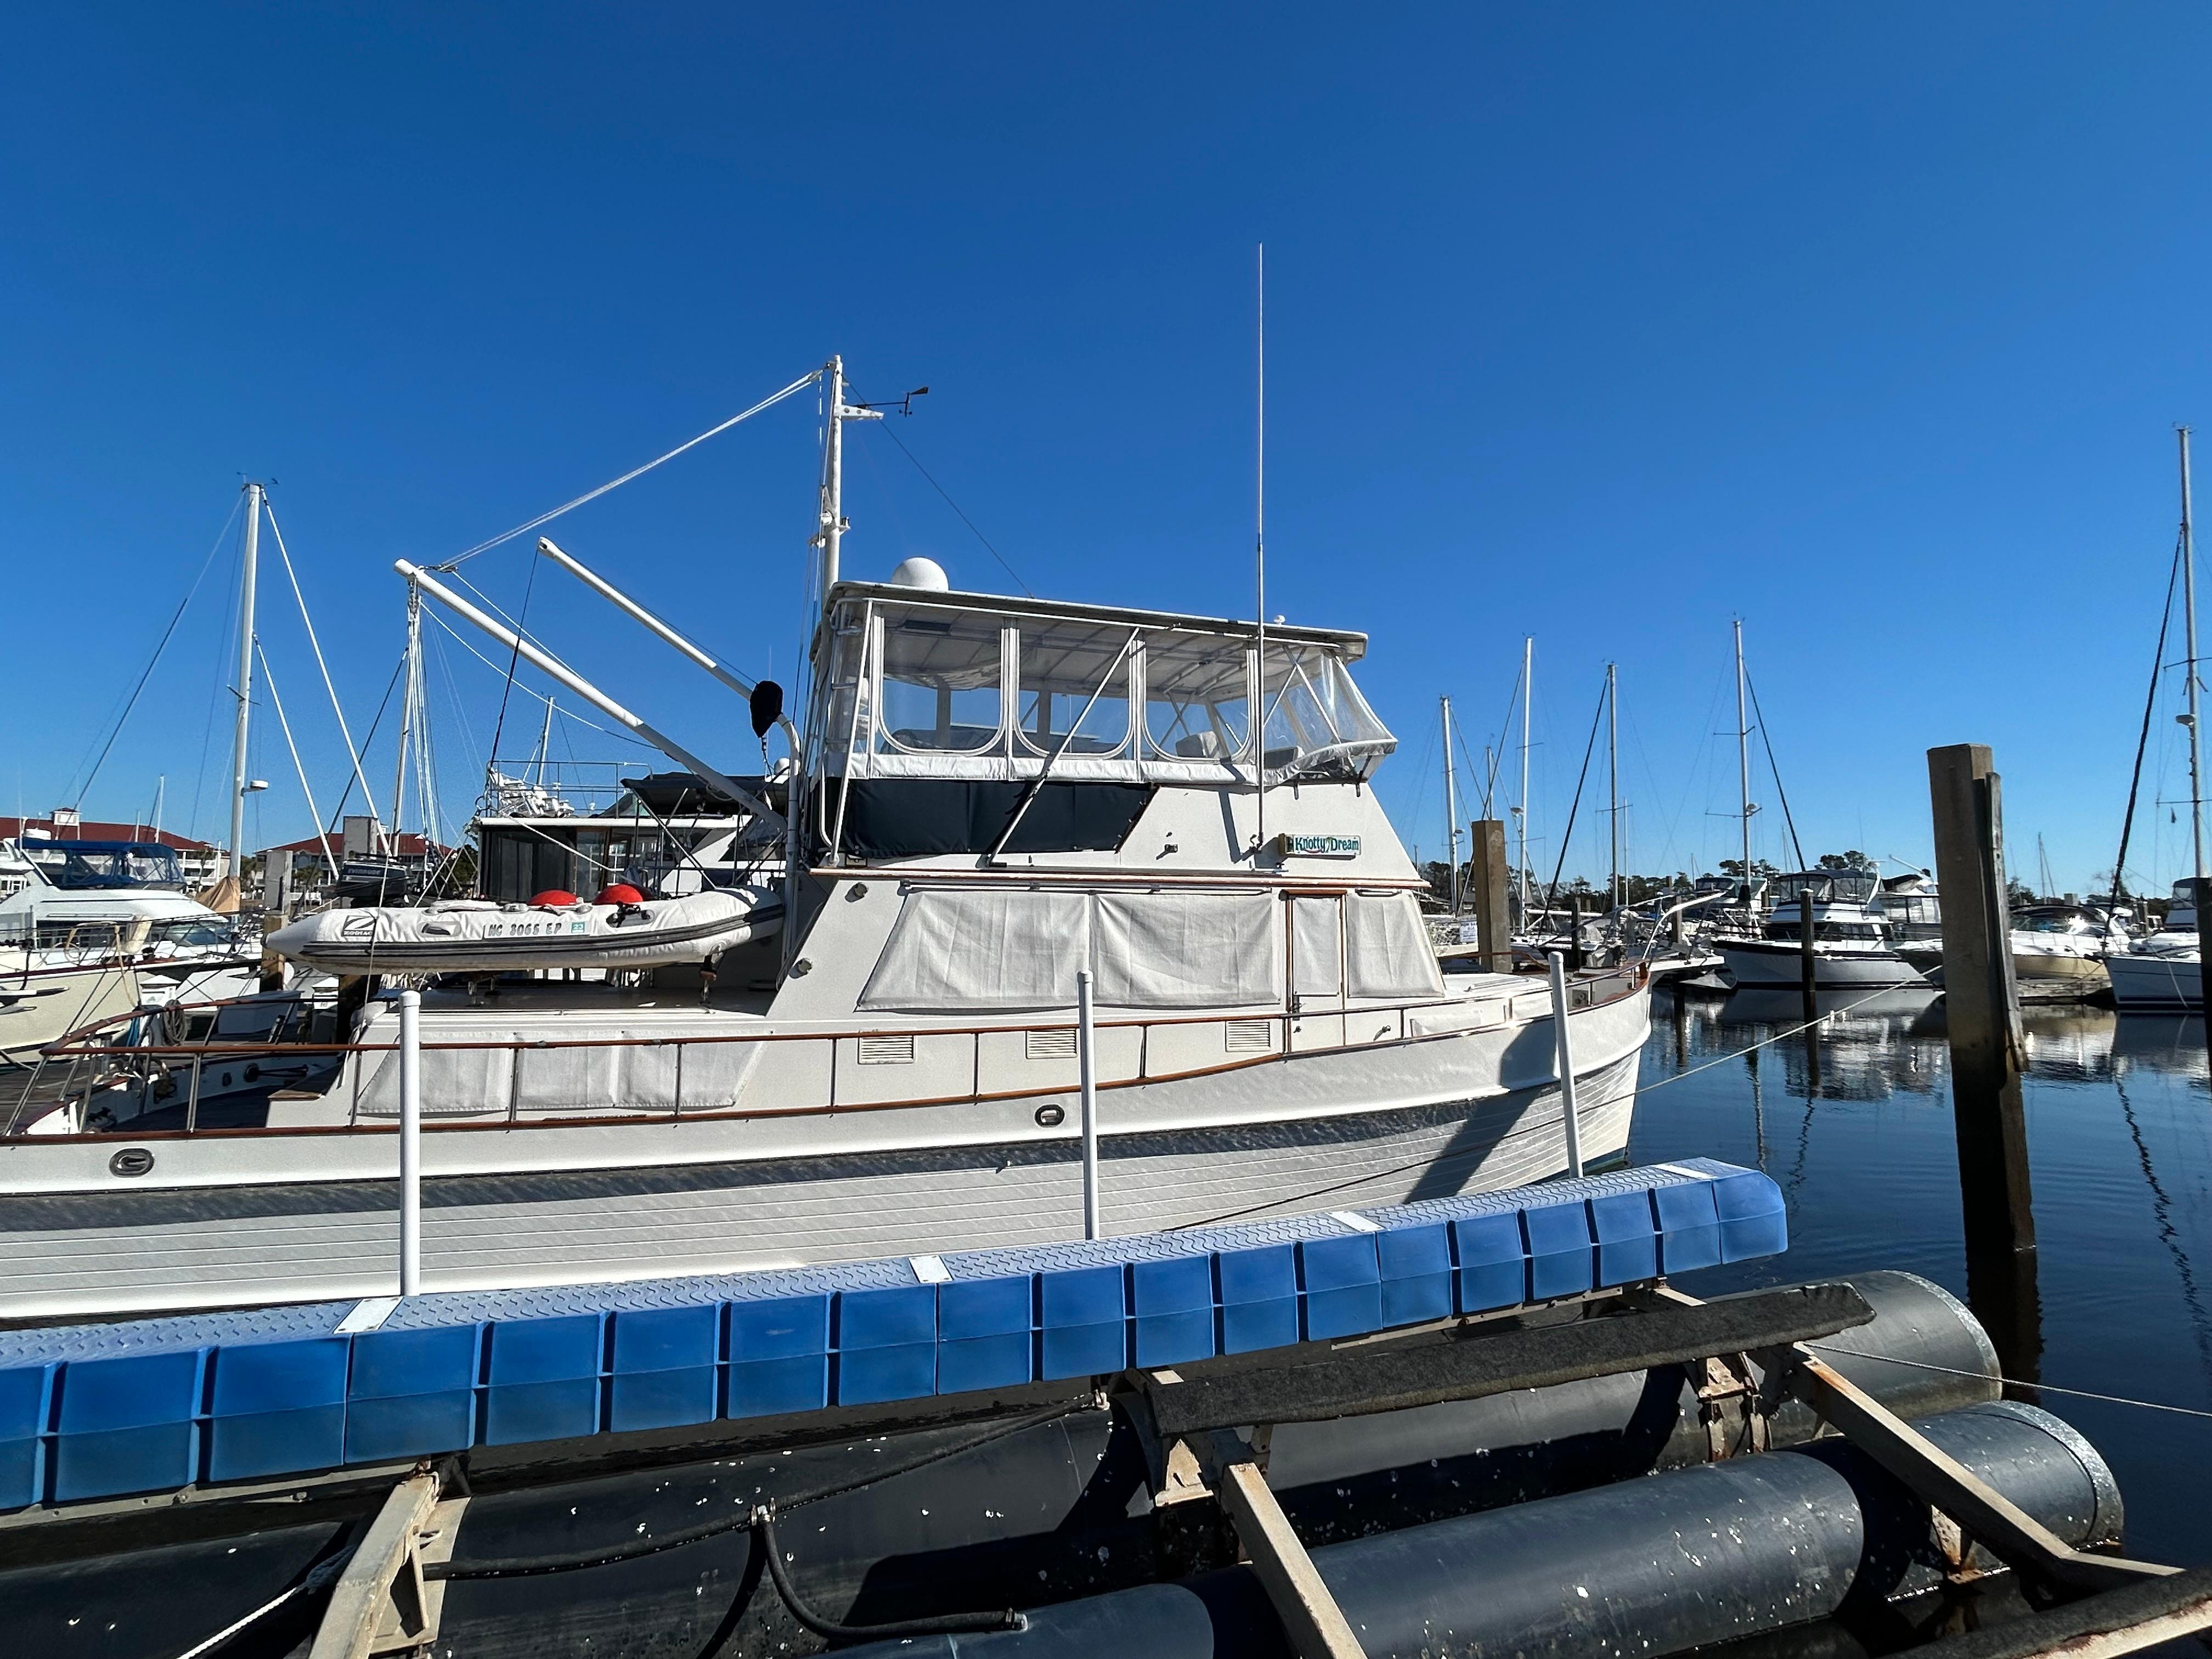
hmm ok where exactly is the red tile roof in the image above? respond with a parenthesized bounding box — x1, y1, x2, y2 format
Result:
(265, 831, 438, 859)
(0, 817, 215, 852)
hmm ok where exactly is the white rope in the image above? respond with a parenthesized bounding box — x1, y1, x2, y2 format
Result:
(1806, 1345, 2212, 1421)
(253, 642, 338, 883)
(262, 500, 382, 829)
(442, 369, 822, 567)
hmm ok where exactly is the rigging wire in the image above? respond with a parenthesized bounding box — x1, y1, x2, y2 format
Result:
(867, 419, 1034, 596)
(2112, 532, 2186, 899)
(484, 554, 539, 768)
(1537, 673, 1610, 920)
(252, 642, 337, 882)
(65, 496, 242, 809)
(442, 370, 822, 569)
(425, 612, 649, 749)
(319, 656, 406, 836)
(263, 499, 383, 828)
(1741, 667, 1807, 870)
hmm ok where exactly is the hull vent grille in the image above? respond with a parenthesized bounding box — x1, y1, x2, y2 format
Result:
(857, 1034, 916, 1065)
(1024, 1028, 1079, 1060)
(1226, 1019, 1275, 1053)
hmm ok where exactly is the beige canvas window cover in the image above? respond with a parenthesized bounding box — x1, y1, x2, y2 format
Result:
(1345, 890, 1444, 999)
(860, 887, 1282, 1012)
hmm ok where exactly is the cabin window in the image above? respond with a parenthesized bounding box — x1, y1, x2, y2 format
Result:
(1142, 633, 1252, 763)
(1345, 891, 1445, 999)
(874, 607, 1006, 755)
(1290, 896, 1344, 1002)
(1015, 621, 1135, 759)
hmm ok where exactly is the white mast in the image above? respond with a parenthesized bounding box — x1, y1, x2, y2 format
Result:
(1441, 696, 1461, 913)
(1518, 636, 1533, 921)
(228, 482, 263, 879)
(1735, 619, 1754, 904)
(1254, 245, 1267, 864)
(820, 356, 845, 597)
(1607, 662, 1621, 914)
(2183, 427, 2205, 890)
(390, 579, 423, 854)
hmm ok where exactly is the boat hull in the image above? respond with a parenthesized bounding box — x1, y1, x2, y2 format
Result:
(0, 986, 1650, 1319)
(1717, 940, 1925, 989)
(2106, 951, 2203, 1011)
(0, 960, 140, 1063)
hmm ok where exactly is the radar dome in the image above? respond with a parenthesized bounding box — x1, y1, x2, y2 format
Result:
(889, 556, 950, 592)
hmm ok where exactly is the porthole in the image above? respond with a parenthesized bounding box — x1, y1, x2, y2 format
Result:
(109, 1148, 155, 1178)
(1034, 1103, 1066, 1127)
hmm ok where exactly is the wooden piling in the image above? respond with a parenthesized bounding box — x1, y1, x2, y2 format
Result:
(1798, 884, 1818, 1023)
(1471, 819, 1513, 975)
(2196, 877, 2212, 1017)
(1928, 743, 2042, 1382)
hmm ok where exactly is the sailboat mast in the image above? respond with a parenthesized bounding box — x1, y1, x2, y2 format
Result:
(1607, 662, 1620, 914)
(228, 482, 263, 880)
(2182, 427, 2205, 888)
(1254, 245, 1267, 864)
(1734, 619, 1753, 902)
(1440, 696, 1460, 913)
(390, 580, 423, 853)
(1519, 637, 1533, 921)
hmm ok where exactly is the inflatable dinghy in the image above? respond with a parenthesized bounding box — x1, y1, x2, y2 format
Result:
(266, 886, 782, 974)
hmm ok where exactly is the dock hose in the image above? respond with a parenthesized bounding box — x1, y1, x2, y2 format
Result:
(424, 1396, 1079, 1625)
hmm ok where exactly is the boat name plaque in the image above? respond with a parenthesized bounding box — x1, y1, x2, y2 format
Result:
(1276, 833, 1361, 859)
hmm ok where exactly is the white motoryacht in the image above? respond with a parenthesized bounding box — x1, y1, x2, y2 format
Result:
(0, 359, 1652, 1321)
(1716, 869, 1926, 989)
(2007, 902, 2115, 995)
(0, 837, 257, 1061)
(2107, 881, 2204, 1011)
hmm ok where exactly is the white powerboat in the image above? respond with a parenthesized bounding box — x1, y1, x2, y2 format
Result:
(0, 837, 258, 1060)
(2107, 881, 2204, 1011)
(1, 358, 1652, 1321)
(2008, 902, 2115, 996)
(1717, 870, 1926, 989)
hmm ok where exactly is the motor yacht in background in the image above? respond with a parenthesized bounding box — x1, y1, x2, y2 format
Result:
(2107, 879, 2204, 1010)
(1, 356, 1652, 1321)
(1875, 870, 1944, 978)
(1716, 868, 1926, 989)
(0, 836, 257, 1060)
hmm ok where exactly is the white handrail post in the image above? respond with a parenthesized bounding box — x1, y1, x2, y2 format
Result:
(399, 989, 422, 1295)
(1077, 968, 1101, 1240)
(1548, 951, 1585, 1179)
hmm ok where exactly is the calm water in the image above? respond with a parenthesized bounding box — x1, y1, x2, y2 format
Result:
(1633, 985, 2212, 1569)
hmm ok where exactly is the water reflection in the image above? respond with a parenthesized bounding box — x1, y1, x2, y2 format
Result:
(1632, 989, 2212, 1570)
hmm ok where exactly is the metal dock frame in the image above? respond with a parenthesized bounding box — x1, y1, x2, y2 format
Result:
(1112, 1282, 2209, 1659)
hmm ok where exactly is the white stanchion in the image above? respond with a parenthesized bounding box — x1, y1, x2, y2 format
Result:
(1077, 968, 1101, 1240)
(1548, 951, 1585, 1180)
(399, 988, 422, 1295)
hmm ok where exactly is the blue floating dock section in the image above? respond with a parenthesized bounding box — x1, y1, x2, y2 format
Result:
(0, 1158, 1784, 1510)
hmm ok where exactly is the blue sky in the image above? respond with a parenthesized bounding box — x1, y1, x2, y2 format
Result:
(5, 6, 2210, 894)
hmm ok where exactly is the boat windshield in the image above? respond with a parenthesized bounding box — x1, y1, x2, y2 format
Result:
(1771, 870, 1878, 905)
(20, 841, 184, 890)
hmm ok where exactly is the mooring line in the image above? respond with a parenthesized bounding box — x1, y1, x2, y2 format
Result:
(1807, 1344, 2212, 1422)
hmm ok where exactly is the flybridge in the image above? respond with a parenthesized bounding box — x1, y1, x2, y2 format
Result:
(806, 580, 1397, 791)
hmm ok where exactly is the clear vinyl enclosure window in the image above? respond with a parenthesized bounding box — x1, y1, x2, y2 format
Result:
(1142, 632, 1251, 763)
(1258, 646, 1395, 782)
(1016, 621, 1134, 758)
(874, 607, 1006, 755)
